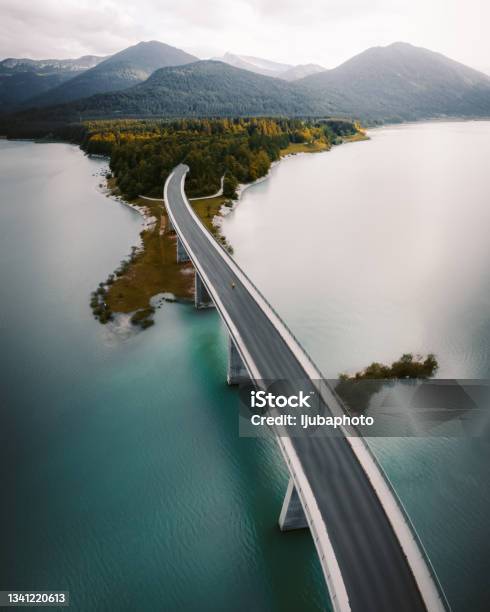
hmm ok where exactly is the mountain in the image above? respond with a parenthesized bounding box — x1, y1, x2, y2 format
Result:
(26, 41, 198, 108)
(10, 61, 334, 124)
(281, 64, 325, 81)
(212, 52, 293, 78)
(213, 52, 324, 80)
(299, 42, 490, 121)
(0, 55, 105, 112)
(1, 55, 104, 73)
(6, 42, 490, 130)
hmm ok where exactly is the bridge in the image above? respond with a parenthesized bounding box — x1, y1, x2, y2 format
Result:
(164, 164, 450, 612)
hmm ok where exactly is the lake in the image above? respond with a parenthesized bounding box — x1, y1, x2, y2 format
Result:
(1, 122, 489, 611)
(222, 121, 490, 611)
(0, 140, 326, 612)
(222, 121, 490, 379)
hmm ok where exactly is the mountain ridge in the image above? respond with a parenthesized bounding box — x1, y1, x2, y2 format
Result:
(0, 55, 105, 72)
(24, 41, 198, 108)
(11, 60, 331, 122)
(0, 54, 107, 111)
(298, 42, 490, 121)
(212, 52, 325, 80)
(3, 42, 490, 129)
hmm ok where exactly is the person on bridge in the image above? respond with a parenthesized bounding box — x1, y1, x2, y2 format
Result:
(231, 281, 236, 289)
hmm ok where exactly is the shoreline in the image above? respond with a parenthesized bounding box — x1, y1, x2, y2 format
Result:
(92, 173, 196, 327)
(213, 133, 368, 234)
(91, 130, 368, 329)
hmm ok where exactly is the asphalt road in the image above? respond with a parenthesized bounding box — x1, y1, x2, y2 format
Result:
(166, 164, 428, 612)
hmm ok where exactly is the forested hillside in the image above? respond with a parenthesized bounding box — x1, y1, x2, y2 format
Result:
(299, 42, 490, 121)
(84, 116, 362, 325)
(0, 55, 105, 112)
(2, 41, 490, 125)
(25, 41, 198, 108)
(83, 117, 360, 199)
(7, 61, 332, 126)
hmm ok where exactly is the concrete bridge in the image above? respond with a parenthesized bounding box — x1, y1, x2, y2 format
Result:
(164, 164, 450, 612)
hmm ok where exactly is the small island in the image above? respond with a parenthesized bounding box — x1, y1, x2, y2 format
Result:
(336, 353, 439, 412)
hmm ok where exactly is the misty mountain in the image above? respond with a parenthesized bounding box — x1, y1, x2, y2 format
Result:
(212, 52, 292, 78)
(0, 55, 105, 112)
(11, 61, 334, 123)
(281, 64, 325, 81)
(299, 42, 490, 121)
(1, 55, 105, 73)
(4, 42, 490, 130)
(26, 41, 198, 108)
(213, 52, 324, 80)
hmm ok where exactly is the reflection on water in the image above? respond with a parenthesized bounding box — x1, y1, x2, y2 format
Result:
(334, 378, 490, 437)
(222, 122, 490, 611)
(0, 141, 328, 612)
(222, 121, 490, 380)
(1, 125, 489, 610)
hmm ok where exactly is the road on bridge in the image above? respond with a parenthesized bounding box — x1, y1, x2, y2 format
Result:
(165, 164, 431, 612)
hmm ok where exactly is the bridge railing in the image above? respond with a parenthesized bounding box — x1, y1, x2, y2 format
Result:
(334, 422, 452, 611)
(209, 222, 450, 611)
(169, 166, 450, 611)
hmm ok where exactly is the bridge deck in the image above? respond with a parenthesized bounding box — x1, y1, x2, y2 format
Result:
(165, 164, 429, 612)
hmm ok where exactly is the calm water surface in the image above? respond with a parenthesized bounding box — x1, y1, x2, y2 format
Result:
(222, 122, 490, 611)
(223, 122, 490, 379)
(0, 141, 326, 612)
(1, 122, 489, 611)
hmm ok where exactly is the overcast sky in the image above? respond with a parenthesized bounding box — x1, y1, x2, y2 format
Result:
(0, 0, 488, 73)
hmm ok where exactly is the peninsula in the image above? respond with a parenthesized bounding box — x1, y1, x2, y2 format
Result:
(84, 117, 365, 327)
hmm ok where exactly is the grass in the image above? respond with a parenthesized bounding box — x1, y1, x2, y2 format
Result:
(280, 133, 369, 157)
(97, 134, 362, 325)
(342, 132, 369, 143)
(190, 195, 233, 250)
(190, 196, 228, 233)
(280, 141, 330, 156)
(104, 196, 194, 314)
(102, 191, 232, 318)
(106, 176, 120, 194)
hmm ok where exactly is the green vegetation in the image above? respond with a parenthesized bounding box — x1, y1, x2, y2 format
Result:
(280, 141, 328, 155)
(0, 55, 105, 112)
(4, 42, 490, 130)
(85, 117, 363, 329)
(339, 353, 438, 381)
(26, 41, 198, 110)
(130, 306, 156, 329)
(99, 189, 233, 329)
(190, 195, 235, 254)
(4, 60, 332, 126)
(299, 41, 490, 123)
(90, 283, 114, 324)
(223, 174, 238, 198)
(102, 196, 194, 320)
(82, 117, 362, 200)
(336, 353, 439, 412)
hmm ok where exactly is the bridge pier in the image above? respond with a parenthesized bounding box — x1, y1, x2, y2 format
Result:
(176, 236, 190, 263)
(227, 335, 248, 385)
(195, 273, 214, 309)
(279, 477, 308, 531)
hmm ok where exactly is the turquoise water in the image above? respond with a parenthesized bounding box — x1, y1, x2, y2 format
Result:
(222, 122, 490, 611)
(1, 125, 490, 611)
(0, 141, 327, 611)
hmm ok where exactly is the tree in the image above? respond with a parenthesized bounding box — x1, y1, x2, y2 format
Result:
(223, 173, 238, 199)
